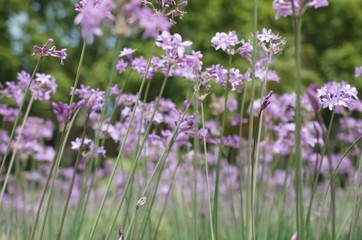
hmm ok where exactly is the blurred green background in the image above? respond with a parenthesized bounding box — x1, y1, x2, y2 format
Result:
(1, 0, 362, 113)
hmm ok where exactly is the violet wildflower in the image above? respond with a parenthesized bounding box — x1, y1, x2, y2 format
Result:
(355, 66, 362, 78)
(119, 48, 136, 60)
(261, 91, 273, 111)
(52, 100, 85, 127)
(272, 0, 329, 19)
(32, 38, 67, 65)
(0, 104, 19, 122)
(239, 39, 253, 61)
(316, 81, 359, 111)
(138, 8, 171, 39)
(211, 31, 239, 55)
(30, 73, 57, 102)
(123, 0, 171, 39)
(74, 0, 115, 44)
(205, 64, 228, 86)
(131, 56, 154, 79)
(73, 85, 105, 120)
(116, 59, 128, 74)
(155, 31, 192, 63)
(229, 68, 250, 92)
(257, 28, 286, 61)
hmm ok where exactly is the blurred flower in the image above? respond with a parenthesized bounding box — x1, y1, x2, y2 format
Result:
(211, 31, 239, 55)
(273, 0, 329, 19)
(74, 0, 115, 44)
(32, 38, 67, 65)
(155, 31, 192, 63)
(355, 66, 362, 78)
(30, 73, 57, 102)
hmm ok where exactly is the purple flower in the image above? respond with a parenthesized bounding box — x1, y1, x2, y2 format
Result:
(131, 56, 154, 79)
(32, 38, 67, 65)
(307, 0, 329, 8)
(0, 104, 19, 122)
(116, 59, 128, 74)
(211, 31, 239, 55)
(52, 100, 85, 127)
(229, 68, 250, 92)
(239, 39, 253, 61)
(155, 31, 192, 63)
(30, 73, 58, 102)
(205, 64, 228, 86)
(119, 48, 136, 60)
(73, 85, 105, 119)
(316, 81, 359, 111)
(355, 66, 362, 78)
(74, 0, 115, 44)
(261, 91, 273, 111)
(272, 0, 329, 19)
(138, 9, 171, 39)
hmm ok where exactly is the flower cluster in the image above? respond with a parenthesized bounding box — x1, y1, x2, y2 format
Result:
(32, 38, 67, 65)
(272, 0, 329, 19)
(74, 0, 115, 44)
(123, 0, 171, 39)
(316, 81, 359, 111)
(1, 71, 57, 105)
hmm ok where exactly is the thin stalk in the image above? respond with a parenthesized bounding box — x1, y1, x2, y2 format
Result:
(35, 109, 81, 240)
(69, 40, 87, 106)
(250, 109, 264, 240)
(153, 163, 180, 240)
(247, 0, 259, 238)
(213, 55, 232, 238)
(201, 101, 215, 240)
(56, 116, 90, 240)
(105, 95, 194, 239)
(291, 2, 305, 237)
(192, 94, 200, 240)
(349, 151, 362, 239)
(238, 87, 247, 240)
(29, 128, 67, 240)
(305, 112, 335, 232)
(0, 95, 34, 204)
(87, 64, 158, 240)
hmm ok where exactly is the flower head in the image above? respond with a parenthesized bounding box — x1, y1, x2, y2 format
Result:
(74, 0, 115, 44)
(211, 31, 239, 55)
(355, 66, 362, 78)
(316, 81, 359, 111)
(32, 38, 67, 65)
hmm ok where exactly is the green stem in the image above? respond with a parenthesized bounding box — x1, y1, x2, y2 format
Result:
(56, 116, 90, 240)
(201, 101, 215, 240)
(238, 87, 247, 240)
(305, 111, 335, 233)
(123, 95, 194, 238)
(291, 6, 305, 239)
(212, 55, 232, 238)
(88, 63, 157, 240)
(247, 0, 258, 238)
(35, 109, 80, 240)
(69, 40, 87, 106)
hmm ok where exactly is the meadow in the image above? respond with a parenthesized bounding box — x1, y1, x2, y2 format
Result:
(1, 0, 362, 239)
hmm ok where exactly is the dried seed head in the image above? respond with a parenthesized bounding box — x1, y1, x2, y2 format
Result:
(136, 196, 147, 209)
